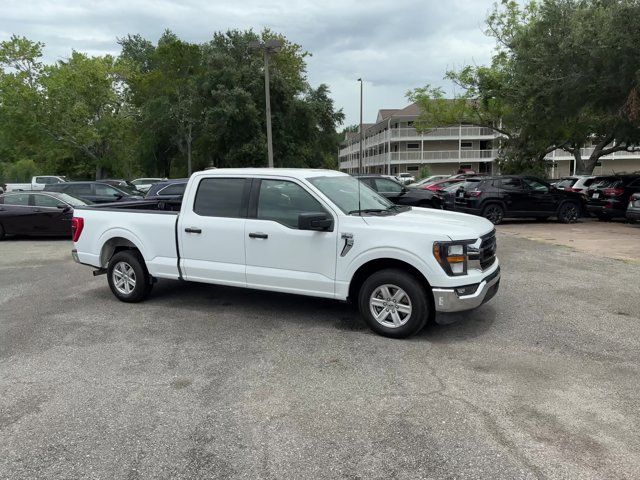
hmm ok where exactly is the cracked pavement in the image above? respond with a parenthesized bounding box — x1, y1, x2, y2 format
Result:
(1, 233, 639, 479)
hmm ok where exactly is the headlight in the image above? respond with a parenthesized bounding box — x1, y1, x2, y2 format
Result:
(433, 241, 471, 276)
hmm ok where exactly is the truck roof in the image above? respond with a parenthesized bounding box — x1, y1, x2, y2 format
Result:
(191, 168, 346, 180)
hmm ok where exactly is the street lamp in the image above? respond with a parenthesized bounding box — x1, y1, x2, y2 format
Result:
(357, 78, 363, 173)
(249, 39, 283, 168)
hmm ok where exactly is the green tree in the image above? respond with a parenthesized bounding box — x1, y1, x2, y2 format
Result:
(409, 0, 640, 175)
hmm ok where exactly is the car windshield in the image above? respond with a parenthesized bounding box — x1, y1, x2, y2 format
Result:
(556, 178, 577, 188)
(308, 175, 393, 214)
(115, 185, 140, 195)
(57, 193, 89, 206)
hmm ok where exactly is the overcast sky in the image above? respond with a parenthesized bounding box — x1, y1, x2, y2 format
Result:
(0, 0, 496, 126)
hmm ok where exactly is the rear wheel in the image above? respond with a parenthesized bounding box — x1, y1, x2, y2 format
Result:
(107, 250, 153, 303)
(557, 202, 580, 223)
(482, 203, 505, 225)
(358, 269, 430, 339)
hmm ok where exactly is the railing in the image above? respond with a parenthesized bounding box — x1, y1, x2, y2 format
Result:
(339, 150, 500, 169)
(548, 147, 640, 159)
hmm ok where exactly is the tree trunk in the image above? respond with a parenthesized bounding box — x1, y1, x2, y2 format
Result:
(572, 149, 599, 175)
(186, 123, 192, 175)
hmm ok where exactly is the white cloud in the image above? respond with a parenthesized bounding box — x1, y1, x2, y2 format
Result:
(0, 0, 497, 125)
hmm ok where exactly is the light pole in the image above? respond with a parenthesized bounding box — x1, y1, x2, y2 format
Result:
(249, 39, 283, 168)
(357, 78, 363, 173)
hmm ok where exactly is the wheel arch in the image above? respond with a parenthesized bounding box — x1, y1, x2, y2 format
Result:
(100, 236, 143, 268)
(347, 257, 434, 309)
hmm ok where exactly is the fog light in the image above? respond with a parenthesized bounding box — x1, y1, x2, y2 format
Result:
(456, 284, 479, 296)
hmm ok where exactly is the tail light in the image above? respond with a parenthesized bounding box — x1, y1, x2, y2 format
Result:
(424, 185, 439, 191)
(603, 188, 624, 196)
(71, 217, 84, 242)
(467, 191, 482, 197)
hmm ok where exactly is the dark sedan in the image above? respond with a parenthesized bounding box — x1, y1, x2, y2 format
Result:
(355, 175, 441, 208)
(145, 179, 188, 201)
(627, 193, 640, 223)
(44, 181, 144, 204)
(0, 191, 88, 239)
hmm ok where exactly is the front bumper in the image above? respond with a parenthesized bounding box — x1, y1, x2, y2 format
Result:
(626, 208, 640, 221)
(432, 266, 500, 313)
(587, 204, 625, 218)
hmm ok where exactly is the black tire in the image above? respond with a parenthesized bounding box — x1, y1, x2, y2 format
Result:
(358, 268, 431, 339)
(481, 203, 505, 225)
(107, 250, 152, 303)
(0, 223, 5, 240)
(557, 202, 580, 223)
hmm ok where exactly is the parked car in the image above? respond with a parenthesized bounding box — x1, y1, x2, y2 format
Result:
(454, 175, 584, 224)
(421, 178, 465, 191)
(586, 174, 640, 221)
(44, 181, 144, 204)
(395, 172, 415, 185)
(554, 175, 597, 194)
(0, 191, 88, 239)
(131, 178, 165, 194)
(145, 179, 188, 201)
(436, 178, 484, 210)
(408, 175, 450, 187)
(102, 179, 138, 189)
(71, 168, 500, 339)
(356, 175, 442, 208)
(626, 193, 640, 223)
(4, 175, 68, 192)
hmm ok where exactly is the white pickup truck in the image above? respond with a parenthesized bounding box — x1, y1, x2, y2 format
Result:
(71, 168, 500, 338)
(4, 175, 67, 192)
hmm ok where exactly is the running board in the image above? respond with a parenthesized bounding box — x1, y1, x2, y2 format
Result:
(93, 268, 107, 276)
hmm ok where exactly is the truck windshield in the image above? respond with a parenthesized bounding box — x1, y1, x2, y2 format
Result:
(308, 175, 393, 214)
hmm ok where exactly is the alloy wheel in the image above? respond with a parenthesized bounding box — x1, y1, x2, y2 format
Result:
(369, 284, 412, 328)
(112, 261, 137, 295)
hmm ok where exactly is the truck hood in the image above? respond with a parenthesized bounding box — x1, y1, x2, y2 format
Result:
(362, 207, 494, 241)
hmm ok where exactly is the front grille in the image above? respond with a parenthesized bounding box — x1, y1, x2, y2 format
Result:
(479, 230, 497, 270)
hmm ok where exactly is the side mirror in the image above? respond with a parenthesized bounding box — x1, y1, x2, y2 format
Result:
(401, 186, 408, 193)
(114, 193, 123, 200)
(56, 204, 71, 212)
(298, 212, 334, 231)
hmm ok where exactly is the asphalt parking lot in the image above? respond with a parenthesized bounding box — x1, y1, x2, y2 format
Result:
(1, 230, 639, 479)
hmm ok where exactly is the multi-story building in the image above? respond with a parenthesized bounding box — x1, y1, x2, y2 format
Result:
(338, 102, 640, 177)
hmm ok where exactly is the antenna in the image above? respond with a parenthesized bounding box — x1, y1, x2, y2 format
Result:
(358, 78, 363, 216)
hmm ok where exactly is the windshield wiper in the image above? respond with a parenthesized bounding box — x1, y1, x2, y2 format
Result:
(348, 208, 389, 215)
(386, 204, 410, 212)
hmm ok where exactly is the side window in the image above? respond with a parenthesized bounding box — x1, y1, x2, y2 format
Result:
(35, 177, 47, 184)
(95, 184, 119, 196)
(497, 178, 523, 190)
(257, 179, 326, 229)
(160, 184, 186, 196)
(3, 193, 31, 206)
(375, 178, 403, 193)
(34, 194, 62, 207)
(67, 184, 92, 195)
(523, 178, 549, 193)
(194, 178, 246, 217)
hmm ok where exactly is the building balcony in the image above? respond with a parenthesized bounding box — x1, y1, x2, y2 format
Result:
(548, 147, 640, 160)
(339, 149, 499, 169)
(339, 126, 500, 154)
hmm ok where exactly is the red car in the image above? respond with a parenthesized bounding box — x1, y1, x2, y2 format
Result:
(421, 178, 465, 191)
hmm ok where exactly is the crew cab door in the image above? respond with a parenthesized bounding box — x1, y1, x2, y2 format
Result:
(178, 177, 250, 287)
(244, 178, 338, 297)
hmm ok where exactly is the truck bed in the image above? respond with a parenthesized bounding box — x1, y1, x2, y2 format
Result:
(73, 200, 181, 279)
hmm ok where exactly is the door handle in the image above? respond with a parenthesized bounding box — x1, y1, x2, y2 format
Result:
(33, 208, 42, 212)
(184, 227, 202, 234)
(249, 232, 268, 239)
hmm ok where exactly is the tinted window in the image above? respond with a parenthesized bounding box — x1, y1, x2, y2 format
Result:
(523, 178, 549, 192)
(3, 193, 30, 206)
(67, 184, 92, 195)
(374, 178, 404, 193)
(257, 180, 326, 229)
(159, 183, 186, 196)
(34, 194, 63, 207)
(95, 184, 121, 196)
(497, 178, 523, 190)
(556, 178, 577, 189)
(194, 178, 246, 217)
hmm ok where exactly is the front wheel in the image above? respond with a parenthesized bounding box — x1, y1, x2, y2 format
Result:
(482, 203, 505, 225)
(557, 202, 580, 223)
(107, 250, 153, 303)
(358, 269, 431, 338)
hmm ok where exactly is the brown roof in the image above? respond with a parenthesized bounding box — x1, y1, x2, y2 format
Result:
(376, 109, 399, 122)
